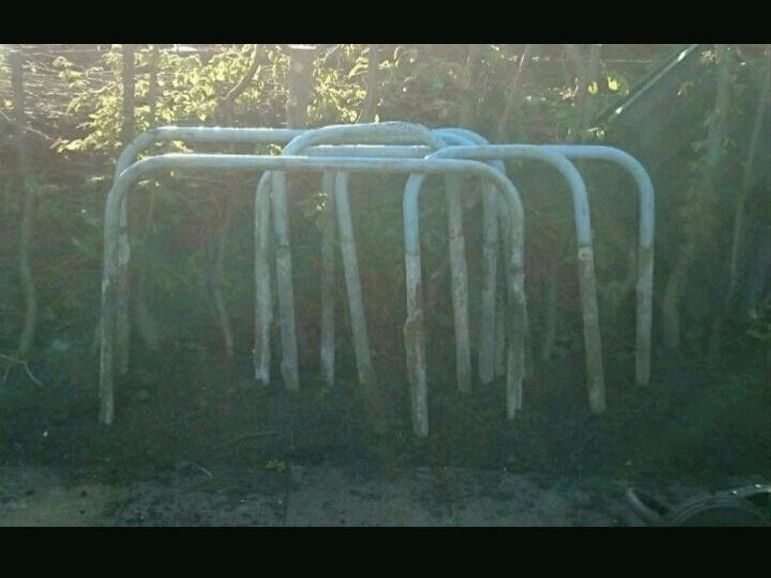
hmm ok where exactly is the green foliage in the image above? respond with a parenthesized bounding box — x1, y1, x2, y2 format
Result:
(307, 45, 366, 125)
(54, 44, 288, 155)
(676, 46, 759, 281)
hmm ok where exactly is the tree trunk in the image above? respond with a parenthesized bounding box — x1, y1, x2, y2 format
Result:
(285, 45, 316, 128)
(565, 44, 602, 144)
(540, 255, 560, 362)
(496, 44, 538, 142)
(576, 44, 602, 139)
(134, 44, 161, 352)
(116, 43, 136, 374)
(11, 51, 37, 358)
(274, 45, 317, 390)
(662, 247, 690, 350)
(662, 44, 733, 353)
(207, 45, 262, 366)
(359, 45, 381, 123)
(458, 44, 484, 128)
(712, 44, 770, 352)
(540, 45, 601, 364)
(212, 201, 234, 364)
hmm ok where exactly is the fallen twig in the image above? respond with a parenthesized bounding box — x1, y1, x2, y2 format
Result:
(0, 353, 45, 387)
(215, 430, 277, 451)
(189, 461, 213, 477)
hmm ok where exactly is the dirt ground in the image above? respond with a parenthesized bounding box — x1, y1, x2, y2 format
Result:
(1, 344, 768, 526)
(1, 462, 722, 527)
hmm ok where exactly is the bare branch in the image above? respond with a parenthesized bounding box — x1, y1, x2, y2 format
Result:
(496, 44, 539, 142)
(220, 45, 261, 121)
(0, 353, 44, 387)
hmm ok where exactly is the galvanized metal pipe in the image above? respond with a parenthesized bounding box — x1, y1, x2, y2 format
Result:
(109, 127, 410, 390)
(104, 128, 638, 428)
(258, 145, 430, 387)
(412, 145, 606, 415)
(319, 171, 337, 385)
(110, 127, 478, 390)
(281, 140, 438, 391)
(306, 139, 519, 398)
(309, 146, 423, 388)
(403, 161, 526, 432)
(260, 123, 468, 392)
(435, 129, 508, 386)
(333, 172, 375, 386)
(101, 153, 517, 425)
(541, 145, 655, 387)
(109, 127, 304, 378)
(435, 128, 511, 380)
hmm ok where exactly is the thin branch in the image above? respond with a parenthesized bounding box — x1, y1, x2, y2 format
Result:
(496, 44, 538, 142)
(219, 45, 261, 120)
(458, 44, 484, 128)
(0, 109, 57, 143)
(0, 353, 45, 387)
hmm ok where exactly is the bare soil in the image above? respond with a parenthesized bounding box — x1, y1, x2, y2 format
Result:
(1, 345, 768, 526)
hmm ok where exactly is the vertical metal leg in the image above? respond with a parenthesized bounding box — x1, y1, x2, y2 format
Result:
(445, 176, 472, 393)
(254, 177, 273, 385)
(319, 172, 338, 386)
(271, 172, 300, 391)
(334, 173, 375, 387)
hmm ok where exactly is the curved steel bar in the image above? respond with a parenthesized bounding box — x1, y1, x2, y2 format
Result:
(541, 144, 655, 387)
(403, 157, 526, 432)
(101, 153, 512, 425)
(110, 126, 304, 377)
(306, 139, 525, 398)
(308, 144, 431, 390)
(114, 128, 470, 389)
(304, 134, 515, 395)
(259, 122, 466, 392)
(414, 145, 606, 415)
(306, 145, 432, 157)
(275, 125, 443, 389)
(258, 143, 431, 388)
